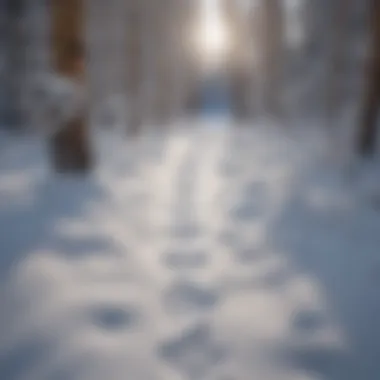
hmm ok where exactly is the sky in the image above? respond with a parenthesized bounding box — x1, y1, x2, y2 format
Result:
(196, 0, 230, 69)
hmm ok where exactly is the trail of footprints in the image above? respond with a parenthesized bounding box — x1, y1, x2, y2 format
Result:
(158, 132, 228, 378)
(156, 130, 281, 378)
(150, 129, 341, 380)
(0, 130, 294, 380)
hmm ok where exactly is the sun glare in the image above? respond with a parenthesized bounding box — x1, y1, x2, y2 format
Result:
(191, 0, 231, 71)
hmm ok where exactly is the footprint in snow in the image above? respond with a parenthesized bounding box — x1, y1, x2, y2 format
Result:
(164, 249, 209, 271)
(163, 280, 220, 315)
(158, 322, 227, 379)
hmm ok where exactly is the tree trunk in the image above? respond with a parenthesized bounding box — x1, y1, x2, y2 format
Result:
(50, 0, 92, 173)
(357, 0, 380, 156)
(126, 0, 144, 135)
(3, 0, 26, 130)
(258, 0, 285, 119)
(326, 0, 351, 127)
(222, 0, 251, 121)
(229, 69, 251, 121)
(154, 4, 170, 125)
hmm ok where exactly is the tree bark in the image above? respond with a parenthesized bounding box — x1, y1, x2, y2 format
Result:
(3, 0, 26, 130)
(326, 0, 351, 128)
(257, 0, 285, 119)
(50, 0, 92, 173)
(222, 0, 251, 121)
(357, 0, 380, 156)
(152, 0, 174, 125)
(229, 69, 251, 121)
(126, 0, 144, 134)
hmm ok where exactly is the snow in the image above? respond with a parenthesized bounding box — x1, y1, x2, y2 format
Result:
(25, 72, 86, 136)
(0, 119, 380, 380)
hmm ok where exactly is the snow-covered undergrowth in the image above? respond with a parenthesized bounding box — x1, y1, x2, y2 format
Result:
(25, 72, 86, 136)
(0, 119, 380, 380)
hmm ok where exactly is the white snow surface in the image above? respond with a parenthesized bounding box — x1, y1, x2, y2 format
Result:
(0, 119, 380, 380)
(25, 72, 86, 136)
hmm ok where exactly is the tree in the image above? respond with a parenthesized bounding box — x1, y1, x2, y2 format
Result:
(125, 0, 144, 134)
(3, 0, 26, 130)
(357, 0, 380, 156)
(256, 0, 285, 120)
(326, 0, 351, 128)
(222, 0, 252, 121)
(50, 0, 92, 172)
(150, 0, 177, 125)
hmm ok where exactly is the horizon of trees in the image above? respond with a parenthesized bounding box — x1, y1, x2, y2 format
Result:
(0, 0, 378, 173)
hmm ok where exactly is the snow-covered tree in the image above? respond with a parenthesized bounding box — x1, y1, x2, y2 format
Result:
(49, 0, 92, 173)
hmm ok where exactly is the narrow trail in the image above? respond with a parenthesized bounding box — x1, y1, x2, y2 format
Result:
(0, 121, 380, 379)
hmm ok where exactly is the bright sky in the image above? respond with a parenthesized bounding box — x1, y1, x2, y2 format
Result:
(197, 0, 230, 70)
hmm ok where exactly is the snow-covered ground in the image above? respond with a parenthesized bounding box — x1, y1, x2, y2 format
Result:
(0, 119, 380, 380)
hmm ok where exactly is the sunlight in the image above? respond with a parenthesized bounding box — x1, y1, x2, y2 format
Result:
(191, 0, 231, 71)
